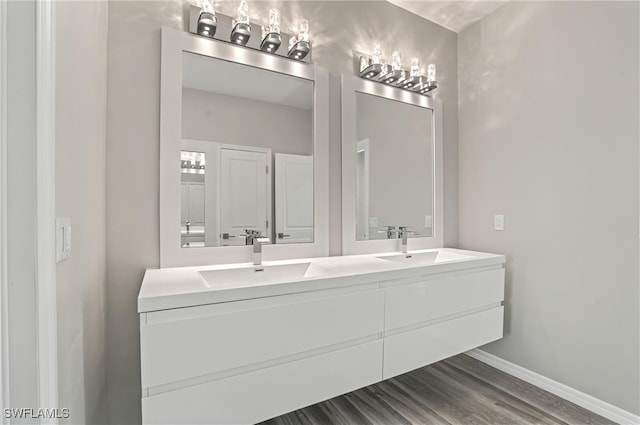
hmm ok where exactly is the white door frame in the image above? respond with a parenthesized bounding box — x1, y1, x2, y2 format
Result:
(35, 0, 58, 421)
(0, 0, 9, 420)
(1, 3, 59, 421)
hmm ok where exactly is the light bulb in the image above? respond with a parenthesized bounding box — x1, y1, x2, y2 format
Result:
(289, 36, 298, 51)
(372, 44, 381, 65)
(198, 0, 217, 37)
(360, 56, 369, 72)
(427, 64, 437, 82)
(298, 18, 309, 43)
(237, 0, 249, 24)
(201, 0, 214, 14)
(410, 58, 420, 77)
(269, 8, 280, 34)
(392, 51, 402, 71)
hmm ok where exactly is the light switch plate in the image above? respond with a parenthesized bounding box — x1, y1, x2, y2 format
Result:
(56, 217, 71, 262)
(425, 215, 433, 228)
(494, 215, 505, 231)
(369, 217, 379, 228)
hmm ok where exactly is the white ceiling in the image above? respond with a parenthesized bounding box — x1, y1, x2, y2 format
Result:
(182, 52, 313, 110)
(386, 0, 509, 33)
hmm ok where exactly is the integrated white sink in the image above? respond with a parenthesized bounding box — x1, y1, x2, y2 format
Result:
(198, 262, 334, 288)
(376, 250, 474, 265)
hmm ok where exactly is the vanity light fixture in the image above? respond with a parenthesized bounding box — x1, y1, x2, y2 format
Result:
(399, 58, 422, 89)
(188, 3, 312, 62)
(359, 43, 384, 79)
(356, 47, 438, 96)
(230, 0, 251, 45)
(261, 8, 282, 53)
(197, 0, 217, 38)
(378, 51, 404, 84)
(418, 64, 438, 94)
(288, 19, 311, 60)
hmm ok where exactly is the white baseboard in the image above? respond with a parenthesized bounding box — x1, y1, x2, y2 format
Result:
(465, 349, 640, 425)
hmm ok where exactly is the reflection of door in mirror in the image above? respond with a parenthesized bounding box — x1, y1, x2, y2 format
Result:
(180, 141, 271, 248)
(219, 146, 271, 246)
(180, 150, 207, 247)
(356, 139, 370, 240)
(355, 92, 434, 240)
(180, 52, 314, 248)
(275, 154, 313, 243)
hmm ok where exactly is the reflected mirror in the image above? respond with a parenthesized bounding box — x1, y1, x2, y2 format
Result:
(355, 92, 434, 241)
(180, 51, 314, 248)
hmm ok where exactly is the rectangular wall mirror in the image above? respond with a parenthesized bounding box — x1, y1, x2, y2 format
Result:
(180, 52, 314, 248)
(160, 28, 328, 267)
(342, 75, 443, 255)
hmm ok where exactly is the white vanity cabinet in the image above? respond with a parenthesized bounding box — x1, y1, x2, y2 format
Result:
(140, 284, 386, 425)
(382, 267, 504, 379)
(139, 250, 505, 425)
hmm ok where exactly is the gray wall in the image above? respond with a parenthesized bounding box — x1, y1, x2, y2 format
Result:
(106, 2, 457, 423)
(182, 88, 313, 155)
(458, 1, 639, 415)
(55, 1, 109, 424)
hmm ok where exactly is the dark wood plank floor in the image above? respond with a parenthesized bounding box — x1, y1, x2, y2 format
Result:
(261, 354, 616, 425)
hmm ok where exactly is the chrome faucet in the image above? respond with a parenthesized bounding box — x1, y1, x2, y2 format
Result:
(398, 226, 409, 254)
(245, 229, 270, 267)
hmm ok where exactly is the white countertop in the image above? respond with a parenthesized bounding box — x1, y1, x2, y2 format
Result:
(138, 248, 505, 313)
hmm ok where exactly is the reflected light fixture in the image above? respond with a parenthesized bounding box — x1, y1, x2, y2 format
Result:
(197, 0, 217, 38)
(261, 8, 282, 52)
(288, 18, 311, 60)
(230, 0, 251, 45)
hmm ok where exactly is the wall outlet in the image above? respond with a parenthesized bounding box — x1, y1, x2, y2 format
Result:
(494, 214, 505, 231)
(369, 217, 378, 228)
(56, 217, 71, 263)
(424, 215, 433, 228)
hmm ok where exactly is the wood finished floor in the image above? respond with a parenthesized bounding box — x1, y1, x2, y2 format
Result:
(260, 354, 615, 425)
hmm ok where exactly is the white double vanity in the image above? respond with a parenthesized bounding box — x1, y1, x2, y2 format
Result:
(139, 249, 505, 424)
(140, 26, 506, 424)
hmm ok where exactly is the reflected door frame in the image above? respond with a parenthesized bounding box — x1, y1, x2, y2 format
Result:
(274, 153, 314, 244)
(218, 144, 272, 246)
(355, 139, 370, 241)
(182, 139, 219, 247)
(182, 139, 272, 248)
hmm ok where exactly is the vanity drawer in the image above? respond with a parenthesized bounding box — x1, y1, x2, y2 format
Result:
(385, 267, 504, 331)
(383, 306, 503, 380)
(142, 340, 383, 425)
(141, 288, 384, 389)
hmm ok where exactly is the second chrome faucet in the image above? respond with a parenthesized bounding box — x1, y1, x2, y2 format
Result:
(245, 229, 270, 267)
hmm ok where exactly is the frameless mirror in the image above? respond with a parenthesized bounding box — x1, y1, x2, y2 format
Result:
(180, 51, 314, 248)
(355, 92, 434, 241)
